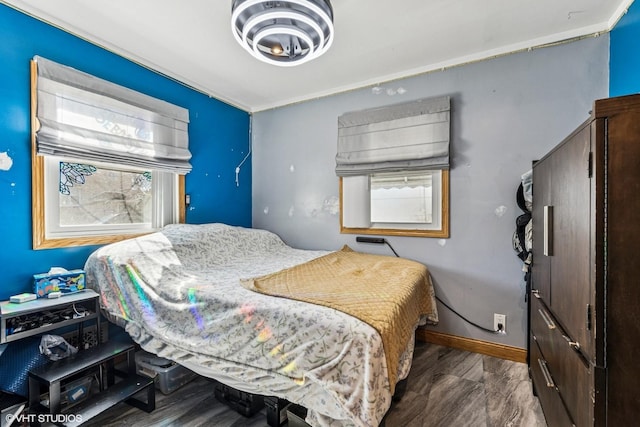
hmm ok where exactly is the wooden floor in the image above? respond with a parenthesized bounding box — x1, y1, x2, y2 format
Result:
(84, 341, 546, 427)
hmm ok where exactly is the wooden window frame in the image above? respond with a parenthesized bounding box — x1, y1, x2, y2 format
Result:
(339, 170, 449, 238)
(30, 61, 185, 250)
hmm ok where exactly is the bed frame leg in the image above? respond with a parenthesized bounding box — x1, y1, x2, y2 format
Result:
(392, 378, 408, 402)
(379, 413, 387, 427)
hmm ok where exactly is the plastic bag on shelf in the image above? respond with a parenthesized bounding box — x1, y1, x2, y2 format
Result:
(39, 334, 78, 361)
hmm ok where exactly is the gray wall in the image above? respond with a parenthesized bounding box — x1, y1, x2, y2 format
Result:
(251, 35, 609, 349)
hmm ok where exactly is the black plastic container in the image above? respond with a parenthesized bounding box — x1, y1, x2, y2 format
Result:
(213, 381, 264, 417)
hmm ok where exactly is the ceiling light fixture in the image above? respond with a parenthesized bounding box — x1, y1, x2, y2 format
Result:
(231, 0, 334, 67)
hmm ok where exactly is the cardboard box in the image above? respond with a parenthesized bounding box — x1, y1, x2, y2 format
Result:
(33, 270, 86, 298)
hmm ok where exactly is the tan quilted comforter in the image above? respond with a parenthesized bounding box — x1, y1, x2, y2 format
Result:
(241, 245, 438, 393)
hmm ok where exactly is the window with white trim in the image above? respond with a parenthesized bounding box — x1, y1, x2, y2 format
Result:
(43, 158, 179, 240)
(31, 56, 190, 249)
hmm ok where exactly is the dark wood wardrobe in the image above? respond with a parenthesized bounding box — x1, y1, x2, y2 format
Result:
(529, 94, 640, 426)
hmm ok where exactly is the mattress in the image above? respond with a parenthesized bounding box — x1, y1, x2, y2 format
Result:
(84, 223, 438, 426)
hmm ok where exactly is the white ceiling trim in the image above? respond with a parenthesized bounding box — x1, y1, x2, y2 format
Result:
(250, 1, 633, 112)
(0, 1, 251, 111)
(608, 0, 635, 28)
(2, 0, 633, 113)
(251, 23, 611, 112)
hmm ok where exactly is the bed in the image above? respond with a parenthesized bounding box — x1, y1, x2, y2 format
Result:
(83, 223, 438, 426)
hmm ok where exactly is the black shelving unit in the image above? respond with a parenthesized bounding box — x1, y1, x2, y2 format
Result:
(0, 290, 155, 426)
(28, 334, 155, 426)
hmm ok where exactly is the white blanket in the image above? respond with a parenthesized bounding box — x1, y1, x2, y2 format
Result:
(84, 223, 423, 426)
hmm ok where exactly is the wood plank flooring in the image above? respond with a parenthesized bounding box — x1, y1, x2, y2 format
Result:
(83, 341, 547, 427)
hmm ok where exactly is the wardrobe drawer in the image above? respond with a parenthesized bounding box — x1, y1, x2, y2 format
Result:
(531, 297, 592, 427)
(530, 333, 574, 427)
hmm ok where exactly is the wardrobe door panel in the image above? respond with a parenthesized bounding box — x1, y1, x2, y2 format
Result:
(531, 157, 552, 304)
(549, 125, 593, 360)
(602, 110, 640, 426)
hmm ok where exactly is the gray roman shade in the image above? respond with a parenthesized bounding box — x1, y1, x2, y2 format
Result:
(369, 172, 433, 190)
(336, 96, 450, 176)
(34, 56, 192, 174)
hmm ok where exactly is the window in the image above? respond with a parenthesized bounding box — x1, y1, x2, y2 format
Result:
(370, 171, 436, 224)
(53, 161, 153, 231)
(33, 155, 185, 249)
(31, 56, 189, 249)
(42, 158, 180, 239)
(336, 96, 451, 238)
(340, 170, 449, 237)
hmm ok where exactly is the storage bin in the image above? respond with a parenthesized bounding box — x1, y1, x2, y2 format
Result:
(213, 381, 264, 417)
(135, 351, 197, 395)
(40, 375, 94, 411)
(286, 404, 309, 427)
(265, 396, 291, 426)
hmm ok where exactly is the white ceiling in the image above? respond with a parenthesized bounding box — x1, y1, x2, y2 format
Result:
(2, 0, 633, 112)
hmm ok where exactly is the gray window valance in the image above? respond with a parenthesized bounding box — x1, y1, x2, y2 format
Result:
(335, 96, 450, 176)
(33, 56, 192, 174)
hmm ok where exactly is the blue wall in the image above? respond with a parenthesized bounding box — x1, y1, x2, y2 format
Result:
(610, 1, 640, 96)
(0, 4, 251, 300)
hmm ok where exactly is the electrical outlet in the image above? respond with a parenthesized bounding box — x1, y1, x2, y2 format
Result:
(494, 313, 506, 334)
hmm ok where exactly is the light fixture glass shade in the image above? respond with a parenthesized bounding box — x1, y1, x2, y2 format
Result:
(231, 0, 334, 67)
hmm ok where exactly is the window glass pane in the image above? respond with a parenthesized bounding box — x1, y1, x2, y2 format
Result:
(340, 170, 448, 238)
(58, 161, 152, 226)
(370, 172, 433, 224)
